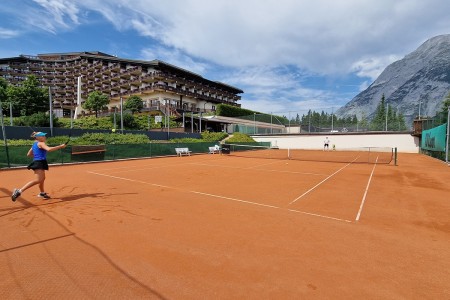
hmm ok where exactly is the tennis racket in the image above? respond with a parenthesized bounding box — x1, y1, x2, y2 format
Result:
(62, 124, 75, 146)
(28, 126, 37, 138)
(64, 130, 73, 145)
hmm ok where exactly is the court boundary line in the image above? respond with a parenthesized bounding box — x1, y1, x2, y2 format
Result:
(88, 171, 352, 224)
(188, 162, 328, 176)
(355, 156, 379, 221)
(288, 157, 359, 205)
(288, 209, 352, 223)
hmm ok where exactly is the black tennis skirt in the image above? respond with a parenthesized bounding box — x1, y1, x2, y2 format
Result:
(27, 160, 49, 171)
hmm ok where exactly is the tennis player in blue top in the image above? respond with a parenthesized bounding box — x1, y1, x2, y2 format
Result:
(11, 132, 66, 201)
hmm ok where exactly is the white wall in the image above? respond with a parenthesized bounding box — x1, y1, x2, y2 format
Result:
(253, 133, 420, 153)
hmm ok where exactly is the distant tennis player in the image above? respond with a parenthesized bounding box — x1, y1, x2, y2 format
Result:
(324, 137, 330, 151)
(11, 132, 66, 201)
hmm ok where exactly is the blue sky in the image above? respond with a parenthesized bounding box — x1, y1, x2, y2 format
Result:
(1, 0, 449, 116)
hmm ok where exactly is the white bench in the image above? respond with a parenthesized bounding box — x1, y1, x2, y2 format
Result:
(175, 148, 192, 156)
(208, 146, 221, 154)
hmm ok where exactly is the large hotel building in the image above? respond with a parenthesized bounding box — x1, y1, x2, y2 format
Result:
(0, 51, 243, 118)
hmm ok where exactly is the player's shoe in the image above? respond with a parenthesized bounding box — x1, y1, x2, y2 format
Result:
(11, 189, 21, 202)
(37, 192, 51, 199)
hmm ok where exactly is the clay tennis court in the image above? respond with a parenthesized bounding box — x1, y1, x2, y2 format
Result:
(1, 152, 449, 299)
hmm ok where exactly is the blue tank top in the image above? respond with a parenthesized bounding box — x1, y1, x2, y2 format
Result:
(32, 141, 47, 161)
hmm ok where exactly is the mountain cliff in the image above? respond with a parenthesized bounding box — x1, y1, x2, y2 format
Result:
(336, 34, 450, 125)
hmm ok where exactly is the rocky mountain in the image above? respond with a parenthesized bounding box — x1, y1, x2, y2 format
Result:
(336, 34, 450, 126)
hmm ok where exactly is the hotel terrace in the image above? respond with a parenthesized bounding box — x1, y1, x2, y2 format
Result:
(0, 51, 243, 118)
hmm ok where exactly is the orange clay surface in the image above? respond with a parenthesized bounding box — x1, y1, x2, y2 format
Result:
(1, 152, 449, 299)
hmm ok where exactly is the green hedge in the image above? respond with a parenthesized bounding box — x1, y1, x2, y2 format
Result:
(226, 133, 256, 143)
(216, 104, 257, 117)
(5, 131, 230, 147)
(170, 131, 228, 143)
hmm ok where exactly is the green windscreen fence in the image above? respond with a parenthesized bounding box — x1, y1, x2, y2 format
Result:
(420, 123, 449, 162)
(421, 123, 447, 152)
(0, 142, 219, 168)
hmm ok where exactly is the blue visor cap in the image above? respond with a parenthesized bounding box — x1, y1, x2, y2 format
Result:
(34, 132, 47, 137)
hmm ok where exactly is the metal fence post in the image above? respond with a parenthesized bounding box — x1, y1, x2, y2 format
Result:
(0, 100, 11, 168)
(446, 107, 450, 164)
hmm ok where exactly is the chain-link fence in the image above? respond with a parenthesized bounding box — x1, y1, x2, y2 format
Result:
(419, 109, 449, 163)
(230, 110, 415, 135)
(0, 142, 219, 169)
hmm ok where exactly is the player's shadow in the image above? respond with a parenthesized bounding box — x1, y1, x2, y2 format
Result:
(58, 192, 137, 202)
(0, 190, 137, 218)
(0, 187, 13, 199)
(1, 194, 167, 299)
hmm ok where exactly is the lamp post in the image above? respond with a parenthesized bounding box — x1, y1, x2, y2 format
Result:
(288, 111, 291, 133)
(120, 97, 124, 133)
(9, 102, 13, 126)
(385, 103, 388, 131)
(254, 113, 256, 134)
(331, 107, 334, 132)
(308, 110, 311, 133)
(113, 107, 117, 130)
(49, 86, 53, 136)
(418, 100, 422, 120)
(270, 112, 273, 134)
(0, 100, 11, 167)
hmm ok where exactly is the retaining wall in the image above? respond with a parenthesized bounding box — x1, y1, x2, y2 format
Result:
(252, 132, 420, 153)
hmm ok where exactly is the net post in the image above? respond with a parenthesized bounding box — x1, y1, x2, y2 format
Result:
(394, 147, 398, 166)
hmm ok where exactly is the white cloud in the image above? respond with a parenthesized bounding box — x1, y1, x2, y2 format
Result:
(351, 55, 401, 81)
(221, 66, 345, 114)
(29, 0, 80, 33)
(70, 0, 450, 74)
(140, 46, 209, 75)
(3, 0, 450, 112)
(0, 27, 20, 38)
(0, 0, 81, 34)
(5, 0, 450, 76)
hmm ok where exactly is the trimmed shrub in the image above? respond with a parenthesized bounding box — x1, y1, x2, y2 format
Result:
(226, 133, 256, 143)
(216, 104, 256, 117)
(169, 131, 228, 143)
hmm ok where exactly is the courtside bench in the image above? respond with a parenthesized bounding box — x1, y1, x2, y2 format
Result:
(208, 146, 221, 154)
(175, 147, 192, 156)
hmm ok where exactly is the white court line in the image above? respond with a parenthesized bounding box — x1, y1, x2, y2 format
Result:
(189, 191, 280, 209)
(88, 171, 350, 223)
(288, 157, 359, 205)
(188, 162, 327, 176)
(355, 156, 379, 221)
(288, 209, 352, 223)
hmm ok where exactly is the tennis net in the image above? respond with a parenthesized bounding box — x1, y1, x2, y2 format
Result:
(222, 144, 396, 164)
